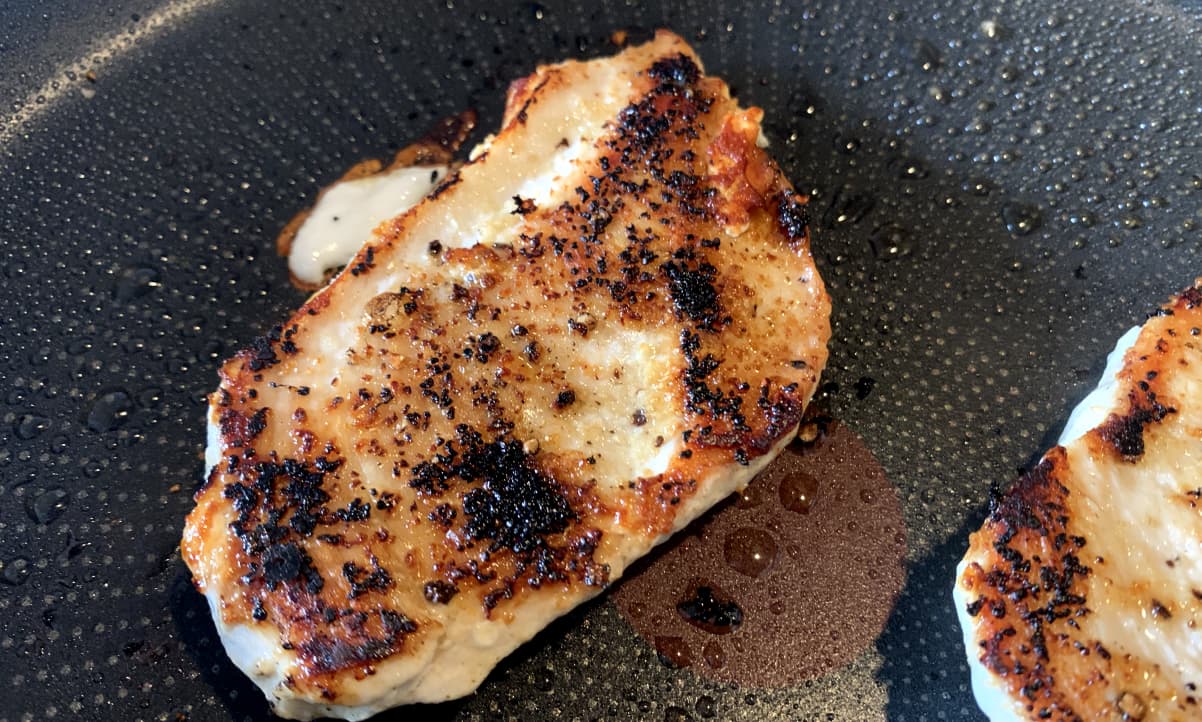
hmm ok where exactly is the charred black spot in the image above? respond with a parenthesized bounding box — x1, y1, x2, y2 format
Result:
(776, 190, 811, 244)
(299, 609, 416, 674)
(333, 498, 371, 523)
(222, 455, 350, 596)
(647, 53, 700, 89)
(1151, 599, 1172, 619)
(662, 260, 719, 328)
(410, 458, 453, 495)
(466, 332, 502, 364)
(1097, 391, 1174, 460)
(261, 542, 322, 592)
(243, 326, 283, 371)
(381, 609, 418, 635)
(423, 580, 458, 604)
(342, 560, 394, 599)
(219, 407, 269, 448)
(680, 329, 746, 429)
(617, 103, 672, 153)
(349, 245, 376, 276)
(427, 503, 457, 526)
(554, 389, 577, 410)
(457, 440, 575, 555)
(512, 195, 537, 215)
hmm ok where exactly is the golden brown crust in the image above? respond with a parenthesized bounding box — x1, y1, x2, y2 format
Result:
(958, 279, 1202, 722)
(185, 34, 829, 705)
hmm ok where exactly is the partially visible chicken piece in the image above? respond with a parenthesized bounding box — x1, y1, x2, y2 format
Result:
(182, 31, 830, 721)
(956, 280, 1202, 721)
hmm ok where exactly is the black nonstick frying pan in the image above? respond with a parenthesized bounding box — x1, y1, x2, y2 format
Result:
(3, 1, 1201, 720)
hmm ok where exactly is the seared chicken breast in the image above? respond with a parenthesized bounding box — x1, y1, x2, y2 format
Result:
(182, 31, 830, 720)
(955, 280, 1202, 721)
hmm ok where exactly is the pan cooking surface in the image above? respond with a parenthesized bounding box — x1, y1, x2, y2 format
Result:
(2, 1, 1200, 719)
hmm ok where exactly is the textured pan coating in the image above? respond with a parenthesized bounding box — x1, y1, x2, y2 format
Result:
(182, 31, 830, 720)
(955, 281, 1202, 722)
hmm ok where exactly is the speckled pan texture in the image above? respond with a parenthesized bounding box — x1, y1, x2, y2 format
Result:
(1, 1, 1201, 720)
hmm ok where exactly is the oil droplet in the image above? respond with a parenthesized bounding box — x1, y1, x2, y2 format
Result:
(2, 557, 31, 586)
(859, 488, 877, 504)
(890, 156, 929, 180)
(824, 250, 849, 267)
(1069, 210, 1096, 227)
(66, 338, 92, 356)
(734, 482, 763, 509)
(963, 178, 992, 196)
(137, 387, 164, 408)
(779, 472, 819, 514)
(695, 695, 717, 718)
(112, 266, 161, 302)
(980, 18, 1009, 40)
(869, 224, 914, 261)
(1001, 202, 1043, 236)
(14, 414, 50, 440)
(833, 133, 861, 154)
(30, 488, 70, 524)
(965, 117, 992, 135)
(677, 582, 744, 634)
(908, 38, 942, 72)
(87, 390, 133, 433)
(769, 600, 786, 615)
(821, 185, 875, 228)
(654, 636, 693, 669)
(722, 528, 778, 578)
(701, 641, 726, 669)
